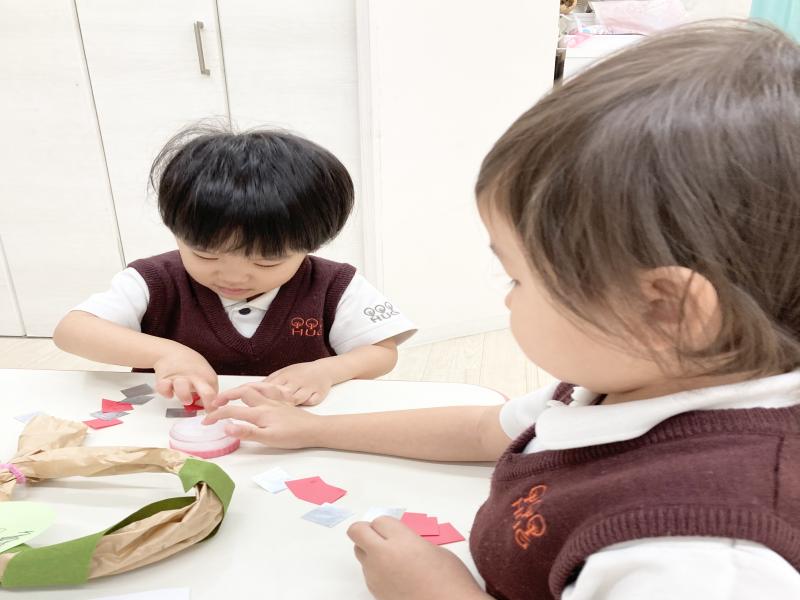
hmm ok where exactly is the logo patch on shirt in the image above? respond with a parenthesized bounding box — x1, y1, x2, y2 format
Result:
(290, 317, 323, 337)
(511, 484, 548, 549)
(363, 302, 400, 323)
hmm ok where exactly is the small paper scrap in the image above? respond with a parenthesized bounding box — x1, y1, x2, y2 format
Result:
(423, 522, 465, 546)
(302, 503, 355, 528)
(285, 476, 346, 505)
(13, 411, 43, 424)
(121, 383, 154, 398)
(123, 394, 154, 405)
(90, 410, 129, 421)
(361, 506, 406, 522)
(401, 512, 440, 536)
(102, 399, 133, 413)
(84, 418, 123, 430)
(252, 467, 292, 493)
(90, 588, 191, 600)
(165, 408, 198, 418)
(0, 501, 56, 554)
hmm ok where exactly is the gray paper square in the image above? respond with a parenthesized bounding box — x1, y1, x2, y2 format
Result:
(165, 408, 198, 418)
(121, 383, 154, 398)
(90, 410, 129, 421)
(123, 394, 154, 405)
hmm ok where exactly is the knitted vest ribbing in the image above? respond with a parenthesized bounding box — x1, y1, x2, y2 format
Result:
(470, 392, 800, 600)
(128, 251, 356, 376)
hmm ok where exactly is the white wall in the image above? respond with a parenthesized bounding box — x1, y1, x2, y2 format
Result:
(359, 1, 560, 344)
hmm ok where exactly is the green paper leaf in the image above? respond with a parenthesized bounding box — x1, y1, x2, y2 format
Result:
(1, 530, 106, 587)
(178, 458, 235, 514)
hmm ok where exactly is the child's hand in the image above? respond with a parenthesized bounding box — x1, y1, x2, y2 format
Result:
(202, 387, 321, 448)
(264, 360, 334, 406)
(347, 517, 487, 600)
(153, 348, 218, 407)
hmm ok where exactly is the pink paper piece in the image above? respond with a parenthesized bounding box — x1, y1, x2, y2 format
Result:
(285, 476, 346, 505)
(102, 399, 133, 413)
(401, 512, 440, 536)
(422, 522, 465, 545)
(84, 418, 123, 430)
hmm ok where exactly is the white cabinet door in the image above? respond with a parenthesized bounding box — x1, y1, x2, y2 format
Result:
(76, 0, 229, 263)
(360, 0, 560, 344)
(217, 0, 364, 272)
(0, 236, 24, 336)
(0, 0, 124, 336)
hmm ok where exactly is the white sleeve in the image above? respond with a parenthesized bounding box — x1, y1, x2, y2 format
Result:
(498, 382, 560, 439)
(71, 268, 150, 332)
(328, 274, 417, 355)
(562, 537, 800, 600)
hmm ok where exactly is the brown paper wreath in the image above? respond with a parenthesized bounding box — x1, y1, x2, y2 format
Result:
(0, 415, 234, 588)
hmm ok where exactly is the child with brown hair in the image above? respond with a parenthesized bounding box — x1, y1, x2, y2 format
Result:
(204, 21, 800, 599)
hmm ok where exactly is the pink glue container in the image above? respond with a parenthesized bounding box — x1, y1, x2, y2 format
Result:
(168, 415, 240, 459)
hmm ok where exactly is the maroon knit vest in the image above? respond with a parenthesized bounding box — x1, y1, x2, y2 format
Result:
(470, 385, 800, 600)
(128, 251, 356, 376)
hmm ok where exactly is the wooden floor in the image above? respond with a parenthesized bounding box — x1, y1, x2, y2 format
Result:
(0, 329, 553, 398)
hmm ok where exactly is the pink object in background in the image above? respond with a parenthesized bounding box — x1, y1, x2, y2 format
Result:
(168, 415, 240, 458)
(591, 0, 688, 35)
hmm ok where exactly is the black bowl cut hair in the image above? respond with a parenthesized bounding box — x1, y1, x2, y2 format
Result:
(150, 125, 354, 258)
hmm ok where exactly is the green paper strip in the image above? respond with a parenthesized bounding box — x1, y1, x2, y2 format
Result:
(1, 530, 106, 587)
(178, 458, 235, 514)
(2, 459, 234, 588)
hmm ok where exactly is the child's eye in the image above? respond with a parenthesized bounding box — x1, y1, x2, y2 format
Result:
(508, 279, 519, 289)
(254, 262, 281, 268)
(193, 252, 219, 261)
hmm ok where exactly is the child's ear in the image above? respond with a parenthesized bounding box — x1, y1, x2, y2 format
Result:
(637, 266, 721, 352)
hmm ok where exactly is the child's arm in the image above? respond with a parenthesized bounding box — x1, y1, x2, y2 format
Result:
(53, 310, 218, 404)
(205, 386, 511, 461)
(260, 338, 399, 405)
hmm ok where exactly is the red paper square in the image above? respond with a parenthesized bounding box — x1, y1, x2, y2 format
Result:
(422, 522, 465, 545)
(84, 418, 123, 430)
(401, 512, 440, 536)
(285, 476, 346, 505)
(102, 399, 133, 413)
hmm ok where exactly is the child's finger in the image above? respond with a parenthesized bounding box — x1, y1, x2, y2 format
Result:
(347, 521, 387, 549)
(190, 377, 217, 405)
(202, 404, 267, 427)
(292, 387, 313, 405)
(244, 383, 293, 405)
(301, 392, 322, 406)
(156, 378, 174, 399)
(213, 384, 251, 406)
(172, 378, 194, 405)
(370, 515, 412, 540)
(223, 421, 268, 443)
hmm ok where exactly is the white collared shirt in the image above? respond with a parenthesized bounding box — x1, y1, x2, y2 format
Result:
(499, 372, 800, 599)
(74, 267, 416, 354)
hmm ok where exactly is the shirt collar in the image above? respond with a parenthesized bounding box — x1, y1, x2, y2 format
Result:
(219, 287, 280, 312)
(535, 370, 800, 450)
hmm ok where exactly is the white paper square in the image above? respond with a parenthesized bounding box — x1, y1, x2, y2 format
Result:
(252, 467, 292, 493)
(361, 506, 406, 522)
(302, 503, 355, 528)
(14, 411, 43, 424)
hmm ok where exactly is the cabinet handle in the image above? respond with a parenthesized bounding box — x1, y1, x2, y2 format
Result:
(193, 21, 211, 76)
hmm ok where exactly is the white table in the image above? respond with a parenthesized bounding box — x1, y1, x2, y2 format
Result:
(0, 370, 504, 599)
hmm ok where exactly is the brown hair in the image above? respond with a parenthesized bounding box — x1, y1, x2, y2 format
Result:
(477, 21, 800, 376)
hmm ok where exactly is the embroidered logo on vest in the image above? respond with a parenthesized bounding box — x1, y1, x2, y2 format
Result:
(511, 484, 548, 549)
(363, 302, 400, 323)
(290, 317, 323, 337)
